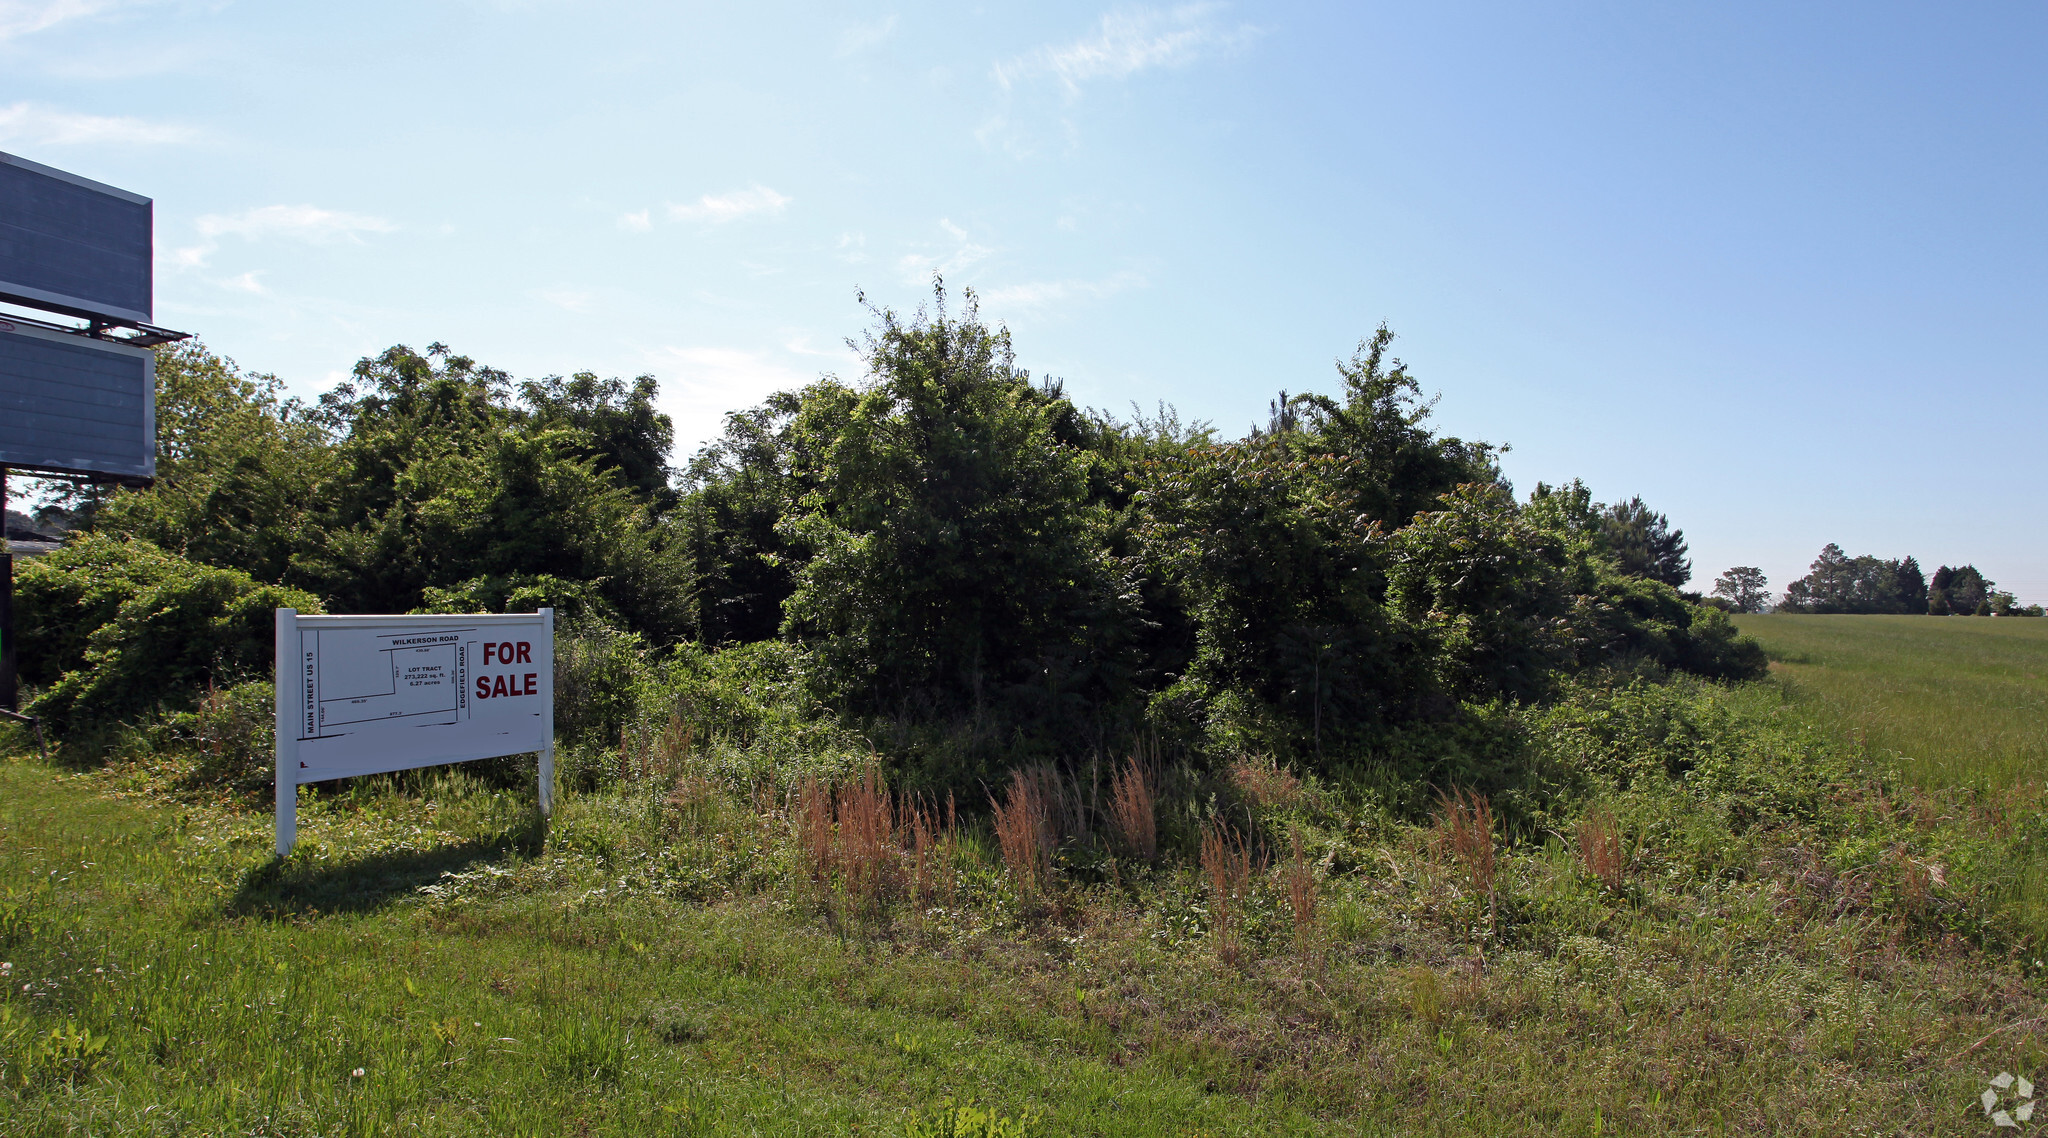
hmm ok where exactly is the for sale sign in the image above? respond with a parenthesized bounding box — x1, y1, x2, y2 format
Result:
(273, 608, 555, 855)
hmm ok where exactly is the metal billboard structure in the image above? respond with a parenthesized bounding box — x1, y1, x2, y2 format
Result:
(0, 319, 156, 481)
(0, 150, 185, 719)
(0, 151, 153, 326)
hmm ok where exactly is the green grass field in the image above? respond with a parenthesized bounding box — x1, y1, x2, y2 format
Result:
(7, 664, 2048, 1133)
(1735, 615, 2048, 792)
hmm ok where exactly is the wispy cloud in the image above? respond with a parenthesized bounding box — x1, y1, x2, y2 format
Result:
(0, 0, 119, 42)
(171, 204, 395, 268)
(196, 204, 394, 243)
(995, 4, 1258, 97)
(982, 270, 1147, 315)
(219, 270, 267, 294)
(617, 208, 652, 232)
(666, 185, 792, 224)
(782, 332, 851, 361)
(0, 100, 196, 145)
(896, 218, 993, 285)
(654, 344, 818, 451)
(836, 14, 897, 57)
(38, 41, 208, 80)
(533, 287, 592, 312)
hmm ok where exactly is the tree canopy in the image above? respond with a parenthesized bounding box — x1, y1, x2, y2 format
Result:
(21, 285, 1769, 784)
(1779, 545, 1927, 614)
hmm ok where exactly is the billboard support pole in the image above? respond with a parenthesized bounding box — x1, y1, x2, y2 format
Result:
(274, 607, 297, 858)
(1, 464, 14, 714)
(538, 606, 555, 819)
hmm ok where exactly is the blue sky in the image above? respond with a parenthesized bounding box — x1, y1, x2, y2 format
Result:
(4, 1, 2044, 602)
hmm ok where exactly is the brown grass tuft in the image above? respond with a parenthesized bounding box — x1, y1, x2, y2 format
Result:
(1434, 789, 1497, 904)
(792, 770, 948, 916)
(1229, 754, 1307, 813)
(621, 713, 694, 785)
(992, 768, 1057, 892)
(1201, 820, 1259, 962)
(796, 776, 836, 888)
(907, 791, 959, 907)
(1893, 845, 1945, 920)
(1108, 757, 1157, 861)
(834, 770, 899, 907)
(1573, 807, 1626, 894)
(1284, 829, 1317, 952)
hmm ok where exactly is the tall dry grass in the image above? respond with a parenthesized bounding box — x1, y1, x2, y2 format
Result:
(619, 713, 693, 784)
(793, 770, 959, 914)
(1573, 807, 1626, 894)
(992, 768, 1058, 892)
(1107, 757, 1156, 861)
(1434, 789, 1496, 923)
(1228, 754, 1308, 813)
(1284, 830, 1317, 952)
(1200, 821, 1259, 962)
(907, 791, 959, 907)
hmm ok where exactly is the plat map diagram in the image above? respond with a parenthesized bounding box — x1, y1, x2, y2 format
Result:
(297, 626, 478, 740)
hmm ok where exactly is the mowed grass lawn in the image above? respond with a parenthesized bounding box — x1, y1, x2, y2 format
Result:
(11, 642, 2048, 1133)
(8, 717, 2048, 1135)
(1734, 615, 2048, 792)
(0, 757, 1320, 1137)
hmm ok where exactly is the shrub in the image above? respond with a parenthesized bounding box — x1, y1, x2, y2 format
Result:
(153, 680, 276, 788)
(13, 534, 190, 687)
(25, 540, 319, 734)
(552, 619, 651, 749)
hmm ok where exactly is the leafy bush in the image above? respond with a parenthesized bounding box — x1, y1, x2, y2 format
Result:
(24, 540, 318, 733)
(553, 619, 652, 749)
(13, 534, 191, 687)
(776, 286, 1132, 727)
(151, 680, 276, 788)
(419, 572, 618, 625)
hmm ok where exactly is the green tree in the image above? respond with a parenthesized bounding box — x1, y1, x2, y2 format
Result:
(297, 344, 691, 638)
(95, 341, 336, 583)
(1893, 556, 1929, 614)
(1930, 565, 1992, 616)
(1138, 440, 1416, 739)
(777, 282, 1134, 722)
(519, 371, 676, 507)
(675, 398, 804, 645)
(1598, 496, 1691, 586)
(1781, 544, 1924, 614)
(1384, 483, 1572, 702)
(1286, 325, 1501, 529)
(1711, 566, 1771, 613)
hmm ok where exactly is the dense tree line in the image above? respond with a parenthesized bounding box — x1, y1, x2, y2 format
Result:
(1764, 544, 2039, 616)
(18, 283, 1764, 782)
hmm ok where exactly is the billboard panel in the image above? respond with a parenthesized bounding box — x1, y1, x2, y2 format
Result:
(273, 609, 557, 855)
(0, 319, 155, 480)
(0, 151, 152, 325)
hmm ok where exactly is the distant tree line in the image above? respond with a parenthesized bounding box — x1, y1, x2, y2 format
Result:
(1706, 546, 2041, 616)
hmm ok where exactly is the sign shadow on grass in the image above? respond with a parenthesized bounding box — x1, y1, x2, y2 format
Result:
(226, 808, 546, 918)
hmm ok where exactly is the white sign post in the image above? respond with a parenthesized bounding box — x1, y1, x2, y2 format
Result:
(273, 608, 555, 857)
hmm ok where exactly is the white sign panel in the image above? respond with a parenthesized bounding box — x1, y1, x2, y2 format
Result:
(273, 608, 555, 855)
